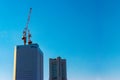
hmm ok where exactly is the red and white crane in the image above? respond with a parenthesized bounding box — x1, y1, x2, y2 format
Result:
(22, 8, 32, 45)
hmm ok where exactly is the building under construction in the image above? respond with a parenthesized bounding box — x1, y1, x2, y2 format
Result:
(13, 8, 44, 80)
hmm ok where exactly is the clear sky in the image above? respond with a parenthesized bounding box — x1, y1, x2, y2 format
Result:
(0, 0, 120, 80)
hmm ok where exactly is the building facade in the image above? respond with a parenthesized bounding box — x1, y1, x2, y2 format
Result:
(49, 57, 67, 80)
(13, 44, 43, 80)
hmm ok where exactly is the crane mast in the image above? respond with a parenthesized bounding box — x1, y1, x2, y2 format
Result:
(22, 8, 32, 45)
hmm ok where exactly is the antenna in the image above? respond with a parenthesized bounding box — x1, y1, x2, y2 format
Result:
(22, 8, 32, 45)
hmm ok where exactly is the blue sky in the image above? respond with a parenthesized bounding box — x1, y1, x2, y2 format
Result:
(0, 0, 120, 80)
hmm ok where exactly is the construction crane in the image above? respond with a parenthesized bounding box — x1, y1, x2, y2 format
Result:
(22, 8, 32, 45)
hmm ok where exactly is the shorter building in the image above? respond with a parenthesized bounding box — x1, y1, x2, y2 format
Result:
(49, 57, 67, 80)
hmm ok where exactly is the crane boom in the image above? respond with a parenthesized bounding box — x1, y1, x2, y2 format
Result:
(22, 8, 32, 45)
(26, 8, 32, 30)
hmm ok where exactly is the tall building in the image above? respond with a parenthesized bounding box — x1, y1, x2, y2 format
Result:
(49, 57, 67, 80)
(13, 44, 43, 80)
